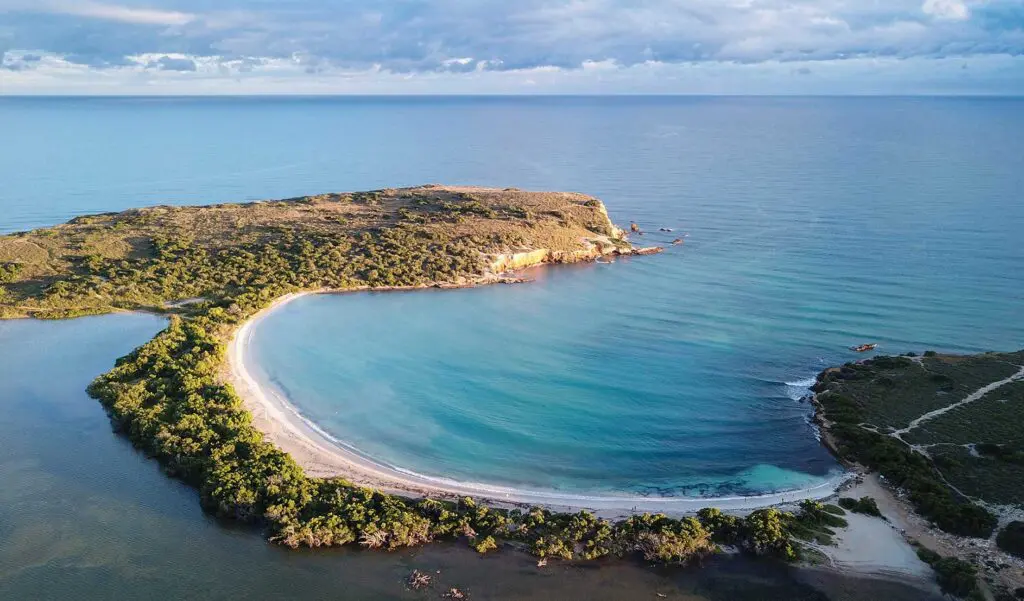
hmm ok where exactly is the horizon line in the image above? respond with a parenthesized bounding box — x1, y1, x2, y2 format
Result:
(2, 92, 1023, 99)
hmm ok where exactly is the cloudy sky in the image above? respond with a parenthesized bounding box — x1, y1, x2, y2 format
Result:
(1, 0, 1022, 94)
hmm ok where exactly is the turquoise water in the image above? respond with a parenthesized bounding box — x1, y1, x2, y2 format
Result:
(4, 97, 1024, 500)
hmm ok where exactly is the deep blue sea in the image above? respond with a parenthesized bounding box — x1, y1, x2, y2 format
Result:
(4, 96, 1024, 500)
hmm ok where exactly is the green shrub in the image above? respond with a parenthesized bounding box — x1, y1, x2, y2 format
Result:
(697, 508, 740, 545)
(798, 500, 848, 529)
(997, 522, 1024, 559)
(932, 557, 979, 598)
(473, 535, 498, 554)
(838, 496, 882, 517)
(743, 508, 796, 559)
(821, 503, 846, 516)
(916, 547, 942, 564)
(0, 262, 21, 283)
(916, 547, 980, 598)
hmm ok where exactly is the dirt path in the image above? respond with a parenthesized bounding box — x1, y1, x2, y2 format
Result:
(893, 365, 1024, 437)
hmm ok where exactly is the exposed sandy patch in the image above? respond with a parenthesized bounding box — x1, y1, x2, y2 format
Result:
(822, 476, 936, 584)
(833, 472, 1024, 595)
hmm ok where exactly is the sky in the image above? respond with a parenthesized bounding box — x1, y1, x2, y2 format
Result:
(1, 0, 1022, 94)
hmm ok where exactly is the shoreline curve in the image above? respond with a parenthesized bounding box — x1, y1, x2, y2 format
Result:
(226, 289, 852, 519)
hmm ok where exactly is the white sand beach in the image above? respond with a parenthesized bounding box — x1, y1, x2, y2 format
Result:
(807, 474, 938, 586)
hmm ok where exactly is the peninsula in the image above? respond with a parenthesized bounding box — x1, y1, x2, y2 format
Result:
(0, 185, 809, 563)
(2, 185, 1019, 599)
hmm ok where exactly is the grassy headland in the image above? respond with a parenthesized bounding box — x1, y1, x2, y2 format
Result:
(813, 351, 1024, 598)
(0, 185, 629, 320)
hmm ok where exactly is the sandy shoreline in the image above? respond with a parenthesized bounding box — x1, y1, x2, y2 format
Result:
(226, 288, 852, 520)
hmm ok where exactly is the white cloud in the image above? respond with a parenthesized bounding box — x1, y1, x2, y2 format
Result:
(3, 50, 1023, 96)
(8, 0, 196, 26)
(581, 59, 619, 71)
(922, 0, 971, 20)
(1, 0, 1021, 93)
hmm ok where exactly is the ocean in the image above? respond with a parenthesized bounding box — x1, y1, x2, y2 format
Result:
(0, 95, 1018, 599)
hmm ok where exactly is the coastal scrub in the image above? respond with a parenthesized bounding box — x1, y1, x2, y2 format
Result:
(811, 355, 1017, 538)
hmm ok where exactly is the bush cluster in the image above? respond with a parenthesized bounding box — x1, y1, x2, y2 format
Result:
(837, 496, 882, 517)
(916, 547, 982, 599)
(0, 262, 21, 283)
(997, 521, 1024, 559)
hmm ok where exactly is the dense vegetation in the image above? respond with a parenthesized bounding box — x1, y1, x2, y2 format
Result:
(997, 522, 1024, 559)
(786, 501, 848, 547)
(0, 186, 819, 565)
(837, 496, 882, 517)
(812, 352, 1024, 539)
(0, 186, 625, 320)
(916, 546, 983, 600)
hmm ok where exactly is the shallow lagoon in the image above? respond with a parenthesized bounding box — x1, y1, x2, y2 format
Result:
(249, 277, 842, 497)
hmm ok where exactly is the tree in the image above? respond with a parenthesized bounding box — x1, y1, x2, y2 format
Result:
(743, 509, 795, 559)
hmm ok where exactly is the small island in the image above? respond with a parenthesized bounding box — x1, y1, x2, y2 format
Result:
(1, 185, 1021, 599)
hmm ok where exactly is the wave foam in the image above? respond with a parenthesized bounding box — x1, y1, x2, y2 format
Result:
(784, 376, 817, 401)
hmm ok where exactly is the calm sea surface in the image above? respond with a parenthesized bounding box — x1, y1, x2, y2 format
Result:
(0, 96, 1019, 598)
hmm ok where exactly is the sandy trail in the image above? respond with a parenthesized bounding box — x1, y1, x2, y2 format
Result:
(893, 364, 1024, 437)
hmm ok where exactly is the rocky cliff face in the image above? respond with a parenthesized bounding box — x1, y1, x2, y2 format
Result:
(485, 198, 635, 274)
(486, 238, 631, 273)
(592, 200, 627, 241)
